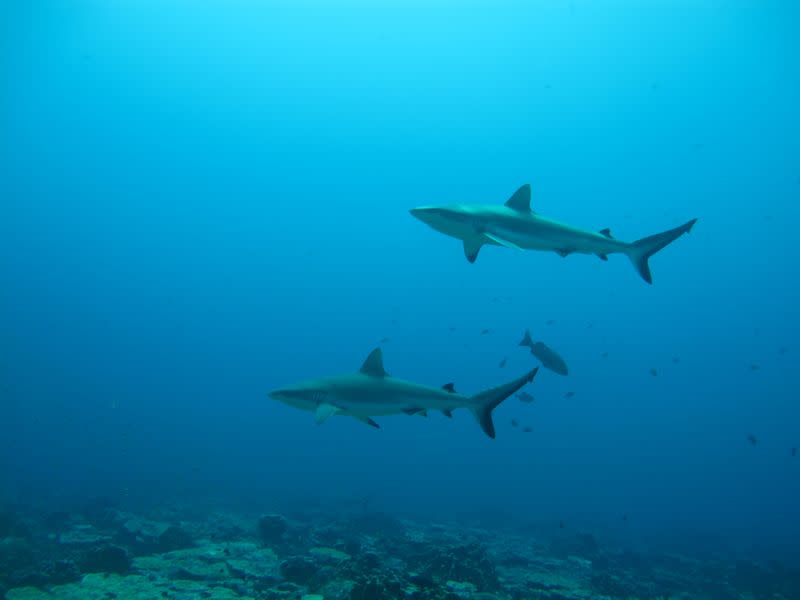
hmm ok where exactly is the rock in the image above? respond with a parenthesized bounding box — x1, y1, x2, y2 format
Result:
(280, 555, 318, 584)
(347, 513, 404, 538)
(79, 545, 131, 575)
(446, 579, 477, 598)
(258, 514, 289, 545)
(0, 512, 29, 539)
(548, 533, 599, 560)
(157, 524, 194, 552)
(309, 546, 350, 564)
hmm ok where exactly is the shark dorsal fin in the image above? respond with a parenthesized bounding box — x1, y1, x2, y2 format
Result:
(504, 184, 531, 212)
(442, 383, 456, 393)
(599, 228, 613, 239)
(519, 329, 534, 348)
(360, 348, 388, 377)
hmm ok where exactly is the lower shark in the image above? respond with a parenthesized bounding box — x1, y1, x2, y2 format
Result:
(410, 184, 697, 283)
(269, 349, 538, 438)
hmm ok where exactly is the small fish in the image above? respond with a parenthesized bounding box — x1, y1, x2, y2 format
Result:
(778, 346, 788, 355)
(691, 142, 705, 150)
(649, 368, 658, 377)
(519, 330, 569, 376)
(621, 514, 628, 522)
(747, 434, 758, 446)
(564, 391, 575, 398)
(448, 326, 456, 332)
(672, 356, 680, 364)
(586, 322, 594, 329)
(792, 447, 797, 457)
(517, 391, 535, 404)
(498, 357, 507, 368)
(749, 363, 761, 371)
(559, 520, 565, 529)
(601, 352, 609, 359)
(511, 418, 519, 428)
(522, 426, 533, 433)
(480, 329, 490, 335)
(545, 319, 555, 326)
(379, 337, 390, 344)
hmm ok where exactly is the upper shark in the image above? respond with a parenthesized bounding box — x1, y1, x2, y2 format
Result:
(410, 184, 697, 283)
(269, 348, 538, 438)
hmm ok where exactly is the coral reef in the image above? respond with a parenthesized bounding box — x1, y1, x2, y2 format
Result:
(2, 503, 799, 600)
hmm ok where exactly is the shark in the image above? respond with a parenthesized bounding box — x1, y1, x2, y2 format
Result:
(410, 184, 697, 283)
(269, 348, 538, 438)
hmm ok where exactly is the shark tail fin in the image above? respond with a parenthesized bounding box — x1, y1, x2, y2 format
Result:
(518, 329, 534, 348)
(626, 218, 697, 284)
(469, 367, 538, 439)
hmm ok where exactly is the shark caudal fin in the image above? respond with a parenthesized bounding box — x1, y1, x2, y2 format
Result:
(626, 219, 697, 284)
(469, 367, 538, 439)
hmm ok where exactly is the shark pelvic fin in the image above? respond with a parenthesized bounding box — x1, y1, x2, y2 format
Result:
(314, 403, 340, 424)
(596, 253, 608, 261)
(360, 348, 388, 377)
(441, 409, 453, 418)
(484, 233, 522, 250)
(463, 236, 484, 263)
(504, 184, 531, 211)
(555, 248, 572, 258)
(599, 228, 613, 239)
(442, 383, 457, 393)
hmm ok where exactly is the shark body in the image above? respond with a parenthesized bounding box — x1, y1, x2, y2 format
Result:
(410, 184, 697, 283)
(269, 349, 538, 438)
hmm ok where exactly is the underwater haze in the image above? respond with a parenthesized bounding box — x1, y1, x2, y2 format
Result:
(2, 1, 799, 598)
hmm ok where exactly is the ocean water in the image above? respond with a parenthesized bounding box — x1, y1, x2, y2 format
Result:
(1, 1, 799, 598)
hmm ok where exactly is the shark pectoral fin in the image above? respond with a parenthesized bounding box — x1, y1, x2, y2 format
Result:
(463, 236, 484, 263)
(354, 416, 380, 429)
(442, 383, 457, 393)
(441, 409, 453, 418)
(596, 253, 608, 261)
(484, 233, 522, 250)
(314, 403, 340, 424)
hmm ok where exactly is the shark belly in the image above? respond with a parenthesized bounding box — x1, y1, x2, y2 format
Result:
(490, 220, 628, 255)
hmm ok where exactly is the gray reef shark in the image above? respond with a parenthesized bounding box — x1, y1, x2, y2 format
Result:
(269, 349, 538, 438)
(410, 184, 697, 283)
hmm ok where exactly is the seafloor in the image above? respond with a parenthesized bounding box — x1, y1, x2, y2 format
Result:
(1, 502, 797, 600)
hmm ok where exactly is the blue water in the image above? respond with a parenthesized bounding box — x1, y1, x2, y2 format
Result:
(2, 0, 798, 566)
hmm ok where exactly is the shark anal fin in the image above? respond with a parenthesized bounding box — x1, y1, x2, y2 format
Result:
(360, 348, 388, 377)
(596, 253, 608, 261)
(555, 248, 572, 258)
(442, 383, 456, 393)
(354, 416, 380, 429)
(441, 409, 453, 418)
(402, 407, 426, 416)
(484, 233, 521, 250)
(314, 403, 340, 424)
(599, 228, 613, 239)
(504, 184, 532, 212)
(463, 237, 484, 263)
